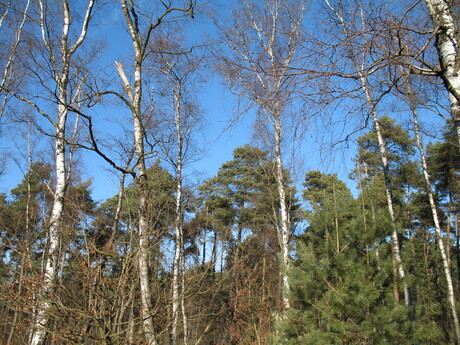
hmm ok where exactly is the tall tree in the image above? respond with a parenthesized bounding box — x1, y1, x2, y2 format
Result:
(111, 2, 194, 343)
(0, 0, 98, 343)
(398, 70, 460, 342)
(149, 34, 204, 345)
(214, 0, 306, 310)
(195, 144, 299, 343)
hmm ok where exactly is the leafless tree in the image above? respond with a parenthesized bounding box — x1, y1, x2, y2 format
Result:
(148, 34, 204, 345)
(0, 0, 31, 119)
(0, 0, 97, 343)
(213, 0, 307, 311)
(109, 1, 195, 343)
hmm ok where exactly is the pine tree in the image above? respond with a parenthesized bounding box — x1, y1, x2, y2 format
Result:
(282, 172, 419, 345)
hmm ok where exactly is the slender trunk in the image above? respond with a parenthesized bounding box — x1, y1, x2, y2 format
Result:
(211, 230, 218, 270)
(181, 247, 188, 345)
(262, 252, 267, 301)
(202, 207, 207, 268)
(365, 164, 381, 271)
(332, 182, 340, 254)
(30, 104, 67, 345)
(356, 162, 370, 265)
(358, 26, 410, 308)
(111, 173, 126, 246)
(373, 112, 411, 307)
(113, 243, 137, 342)
(115, 58, 157, 345)
(137, 174, 157, 345)
(411, 98, 460, 343)
(457, 213, 460, 288)
(115, 2, 157, 335)
(28, 1, 94, 342)
(448, 212, 452, 267)
(274, 112, 290, 310)
(171, 89, 184, 345)
(127, 293, 136, 345)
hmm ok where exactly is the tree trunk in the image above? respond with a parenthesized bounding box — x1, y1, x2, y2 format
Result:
(424, 0, 460, 149)
(181, 247, 189, 345)
(27, 1, 94, 342)
(372, 112, 411, 307)
(274, 112, 291, 311)
(411, 96, 460, 343)
(115, 2, 158, 339)
(356, 162, 371, 265)
(171, 89, 184, 345)
(29, 98, 68, 345)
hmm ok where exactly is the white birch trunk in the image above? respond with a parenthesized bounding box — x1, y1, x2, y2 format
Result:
(29, 1, 94, 343)
(410, 97, 460, 343)
(424, 0, 460, 148)
(180, 249, 188, 345)
(274, 112, 291, 310)
(217, 0, 305, 314)
(111, 173, 126, 245)
(171, 89, 184, 345)
(371, 111, 411, 307)
(29, 92, 68, 345)
(117, 1, 157, 342)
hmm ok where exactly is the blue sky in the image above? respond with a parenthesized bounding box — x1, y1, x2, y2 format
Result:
(0, 0, 449, 204)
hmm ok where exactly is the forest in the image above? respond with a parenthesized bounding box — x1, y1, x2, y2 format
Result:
(0, 0, 459, 344)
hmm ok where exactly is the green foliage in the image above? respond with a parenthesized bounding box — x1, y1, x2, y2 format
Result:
(282, 172, 416, 344)
(280, 161, 454, 344)
(427, 124, 460, 210)
(356, 115, 415, 175)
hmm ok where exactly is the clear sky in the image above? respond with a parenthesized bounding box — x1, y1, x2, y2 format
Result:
(0, 0, 448, 204)
(0, 15, 373, 205)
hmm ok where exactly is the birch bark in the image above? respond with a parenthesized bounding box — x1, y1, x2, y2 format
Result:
(216, 0, 306, 311)
(114, 54, 157, 344)
(116, 2, 194, 343)
(424, 0, 460, 148)
(171, 87, 184, 345)
(29, 1, 95, 344)
(406, 82, 460, 342)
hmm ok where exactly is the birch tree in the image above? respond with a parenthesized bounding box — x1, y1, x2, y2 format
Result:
(0, 0, 98, 343)
(149, 35, 203, 345)
(112, 2, 194, 344)
(214, 0, 306, 311)
(397, 69, 460, 343)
